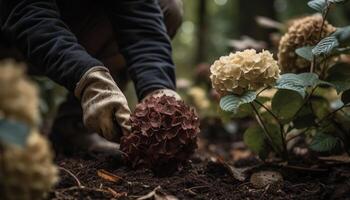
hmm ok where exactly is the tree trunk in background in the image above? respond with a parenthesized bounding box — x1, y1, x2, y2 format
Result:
(238, 0, 276, 46)
(196, 0, 207, 63)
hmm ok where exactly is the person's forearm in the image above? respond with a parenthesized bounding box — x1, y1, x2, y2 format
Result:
(0, 0, 103, 91)
(103, 0, 176, 99)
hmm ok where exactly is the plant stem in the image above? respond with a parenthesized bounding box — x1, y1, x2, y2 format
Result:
(318, 4, 330, 41)
(256, 86, 270, 97)
(286, 127, 314, 143)
(311, 56, 316, 73)
(317, 104, 350, 125)
(311, 0, 330, 73)
(292, 86, 319, 121)
(249, 102, 285, 158)
(253, 100, 279, 122)
(253, 100, 288, 157)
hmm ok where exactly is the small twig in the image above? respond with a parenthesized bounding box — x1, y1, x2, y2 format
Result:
(184, 185, 209, 195)
(58, 167, 82, 188)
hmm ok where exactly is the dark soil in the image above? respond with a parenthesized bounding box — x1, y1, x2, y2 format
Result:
(50, 139, 350, 200)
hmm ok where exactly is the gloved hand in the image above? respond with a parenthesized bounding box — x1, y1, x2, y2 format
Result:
(74, 66, 131, 141)
(143, 88, 182, 101)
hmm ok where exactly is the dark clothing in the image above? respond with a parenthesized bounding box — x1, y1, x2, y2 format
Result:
(0, 0, 178, 99)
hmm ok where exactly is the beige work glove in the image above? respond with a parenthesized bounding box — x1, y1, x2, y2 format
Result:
(143, 88, 182, 101)
(75, 66, 131, 141)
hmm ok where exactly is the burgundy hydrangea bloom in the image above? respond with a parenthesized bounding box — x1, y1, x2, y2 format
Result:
(120, 95, 200, 175)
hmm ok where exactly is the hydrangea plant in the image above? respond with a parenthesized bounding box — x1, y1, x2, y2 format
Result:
(120, 95, 199, 175)
(212, 0, 350, 160)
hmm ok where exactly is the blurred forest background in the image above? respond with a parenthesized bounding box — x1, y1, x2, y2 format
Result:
(29, 0, 350, 126)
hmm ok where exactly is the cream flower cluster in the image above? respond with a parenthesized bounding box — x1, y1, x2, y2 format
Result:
(210, 49, 280, 95)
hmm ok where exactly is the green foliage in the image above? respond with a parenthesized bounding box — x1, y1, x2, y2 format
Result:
(275, 73, 324, 97)
(307, 0, 327, 12)
(326, 63, 350, 93)
(244, 124, 283, 159)
(219, 91, 256, 113)
(293, 106, 316, 129)
(243, 126, 269, 159)
(308, 0, 349, 12)
(296, 46, 314, 61)
(272, 90, 304, 122)
(312, 97, 330, 119)
(332, 26, 350, 44)
(329, 0, 349, 3)
(309, 132, 339, 152)
(312, 36, 339, 56)
(216, 0, 350, 160)
(0, 119, 30, 147)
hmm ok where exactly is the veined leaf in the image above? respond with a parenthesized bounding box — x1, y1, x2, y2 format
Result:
(219, 91, 256, 113)
(275, 73, 324, 97)
(312, 36, 339, 56)
(329, 0, 349, 4)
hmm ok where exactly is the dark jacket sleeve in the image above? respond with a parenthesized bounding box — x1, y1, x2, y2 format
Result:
(0, 0, 103, 92)
(103, 0, 176, 99)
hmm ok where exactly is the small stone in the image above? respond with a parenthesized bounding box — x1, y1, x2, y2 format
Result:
(250, 170, 283, 189)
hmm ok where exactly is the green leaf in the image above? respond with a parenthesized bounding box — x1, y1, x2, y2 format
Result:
(293, 106, 316, 129)
(275, 73, 320, 97)
(272, 89, 304, 122)
(231, 104, 253, 118)
(332, 26, 350, 44)
(219, 91, 256, 113)
(326, 63, 350, 93)
(329, 0, 349, 4)
(295, 46, 314, 61)
(341, 89, 350, 104)
(308, 0, 327, 12)
(310, 132, 339, 152)
(0, 119, 30, 147)
(310, 96, 330, 119)
(312, 36, 339, 56)
(267, 124, 283, 151)
(243, 126, 269, 159)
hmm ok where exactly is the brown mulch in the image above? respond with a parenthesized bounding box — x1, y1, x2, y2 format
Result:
(50, 151, 350, 200)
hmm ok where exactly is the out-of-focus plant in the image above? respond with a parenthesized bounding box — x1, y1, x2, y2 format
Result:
(0, 60, 58, 200)
(211, 0, 350, 160)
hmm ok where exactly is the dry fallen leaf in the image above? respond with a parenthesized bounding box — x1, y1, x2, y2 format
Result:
(106, 187, 127, 198)
(97, 169, 122, 183)
(216, 157, 250, 181)
(137, 186, 178, 200)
